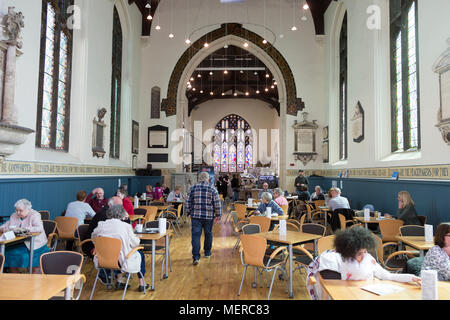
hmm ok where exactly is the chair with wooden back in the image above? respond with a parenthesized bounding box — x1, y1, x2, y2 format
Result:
(317, 235, 336, 255)
(40, 251, 86, 300)
(143, 220, 173, 279)
(417, 216, 427, 226)
(231, 211, 250, 249)
(39, 210, 51, 221)
(280, 205, 289, 215)
(89, 237, 145, 300)
(140, 206, 158, 224)
(162, 203, 184, 235)
(238, 234, 287, 300)
(372, 234, 415, 273)
(379, 219, 404, 242)
(249, 216, 271, 233)
(251, 190, 260, 200)
(234, 203, 248, 221)
(42, 220, 58, 251)
(338, 213, 355, 230)
(54, 216, 78, 250)
(299, 213, 306, 230)
(287, 219, 301, 230)
(400, 225, 425, 236)
(313, 200, 325, 208)
(0, 254, 4, 273)
(273, 221, 300, 232)
(76, 224, 93, 267)
(300, 223, 326, 253)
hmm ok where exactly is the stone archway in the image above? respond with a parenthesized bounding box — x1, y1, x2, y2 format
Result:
(161, 23, 305, 118)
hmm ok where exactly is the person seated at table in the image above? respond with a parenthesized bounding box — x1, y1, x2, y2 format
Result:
(273, 188, 288, 207)
(421, 223, 450, 281)
(65, 190, 96, 226)
(117, 188, 134, 226)
(162, 184, 171, 196)
(328, 187, 350, 211)
(167, 185, 184, 211)
(258, 182, 273, 199)
(145, 185, 153, 199)
(297, 185, 311, 202)
(384, 191, 421, 226)
(254, 192, 284, 216)
(335, 227, 421, 283)
(310, 186, 325, 201)
(92, 204, 149, 292)
(0, 199, 50, 274)
(86, 187, 108, 213)
(152, 183, 164, 201)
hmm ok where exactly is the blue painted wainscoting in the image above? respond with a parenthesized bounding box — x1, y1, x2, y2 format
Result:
(0, 176, 162, 221)
(307, 177, 450, 228)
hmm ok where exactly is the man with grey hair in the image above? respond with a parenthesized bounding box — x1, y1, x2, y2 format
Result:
(328, 187, 350, 212)
(255, 192, 284, 216)
(310, 186, 325, 201)
(186, 171, 222, 265)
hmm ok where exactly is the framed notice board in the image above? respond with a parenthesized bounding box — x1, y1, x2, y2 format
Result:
(148, 125, 169, 148)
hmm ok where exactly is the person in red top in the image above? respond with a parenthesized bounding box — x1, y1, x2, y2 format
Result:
(86, 188, 108, 213)
(116, 188, 135, 227)
(152, 182, 164, 201)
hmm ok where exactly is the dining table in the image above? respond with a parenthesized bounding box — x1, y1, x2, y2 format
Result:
(395, 235, 435, 258)
(0, 232, 40, 273)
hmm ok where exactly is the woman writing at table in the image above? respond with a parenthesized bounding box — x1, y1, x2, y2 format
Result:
(421, 223, 450, 281)
(384, 191, 421, 225)
(0, 199, 50, 274)
(335, 227, 421, 283)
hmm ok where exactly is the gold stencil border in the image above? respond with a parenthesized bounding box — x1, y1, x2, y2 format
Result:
(287, 164, 450, 180)
(0, 160, 135, 176)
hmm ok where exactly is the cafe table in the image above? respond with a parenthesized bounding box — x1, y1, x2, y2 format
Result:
(319, 277, 450, 300)
(255, 230, 323, 299)
(0, 232, 40, 274)
(395, 236, 435, 258)
(354, 216, 394, 230)
(136, 230, 173, 291)
(0, 273, 85, 300)
(317, 206, 331, 226)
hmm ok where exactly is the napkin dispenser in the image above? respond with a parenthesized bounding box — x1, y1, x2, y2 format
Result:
(364, 208, 370, 222)
(424, 224, 433, 243)
(265, 206, 272, 217)
(134, 196, 139, 208)
(158, 218, 167, 234)
(279, 220, 287, 236)
(248, 198, 253, 207)
(421, 269, 438, 300)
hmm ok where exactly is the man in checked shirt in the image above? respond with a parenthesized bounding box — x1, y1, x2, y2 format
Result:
(186, 172, 222, 265)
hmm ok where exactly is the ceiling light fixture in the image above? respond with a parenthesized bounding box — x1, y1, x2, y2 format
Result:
(169, 33, 174, 38)
(185, 39, 191, 44)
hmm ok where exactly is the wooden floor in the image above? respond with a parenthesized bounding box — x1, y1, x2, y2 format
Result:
(80, 212, 311, 300)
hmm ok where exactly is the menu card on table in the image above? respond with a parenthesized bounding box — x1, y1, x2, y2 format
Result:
(425, 224, 434, 242)
(361, 283, 405, 296)
(364, 208, 370, 222)
(159, 218, 167, 234)
(279, 220, 287, 236)
(421, 269, 438, 300)
(248, 198, 253, 207)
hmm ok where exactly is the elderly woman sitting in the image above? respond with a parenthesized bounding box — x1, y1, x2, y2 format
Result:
(92, 204, 149, 292)
(273, 188, 289, 207)
(0, 199, 50, 274)
(254, 192, 284, 216)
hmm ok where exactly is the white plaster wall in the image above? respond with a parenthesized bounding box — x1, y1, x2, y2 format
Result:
(2, 0, 142, 169)
(323, 0, 450, 171)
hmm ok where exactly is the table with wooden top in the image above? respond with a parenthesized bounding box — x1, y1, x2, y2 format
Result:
(255, 230, 323, 299)
(317, 206, 331, 226)
(0, 273, 84, 300)
(320, 277, 450, 300)
(0, 232, 40, 274)
(136, 230, 173, 291)
(395, 236, 435, 258)
(354, 216, 394, 230)
(129, 215, 145, 224)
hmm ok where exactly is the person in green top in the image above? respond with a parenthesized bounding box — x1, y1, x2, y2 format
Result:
(294, 170, 309, 195)
(385, 191, 421, 226)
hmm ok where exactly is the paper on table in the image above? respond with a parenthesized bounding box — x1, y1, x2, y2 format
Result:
(421, 269, 438, 300)
(0, 231, 16, 241)
(425, 224, 434, 243)
(279, 220, 287, 236)
(158, 218, 167, 234)
(364, 208, 370, 222)
(361, 283, 405, 296)
(248, 198, 253, 207)
(134, 196, 139, 209)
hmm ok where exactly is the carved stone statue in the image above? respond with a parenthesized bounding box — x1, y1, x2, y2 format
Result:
(92, 108, 107, 158)
(4, 7, 24, 48)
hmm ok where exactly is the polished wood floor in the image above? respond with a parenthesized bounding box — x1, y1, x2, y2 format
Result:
(79, 212, 311, 300)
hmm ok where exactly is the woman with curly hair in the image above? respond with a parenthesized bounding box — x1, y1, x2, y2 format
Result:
(334, 227, 421, 283)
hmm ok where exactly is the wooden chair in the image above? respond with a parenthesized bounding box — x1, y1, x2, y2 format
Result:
(251, 190, 260, 200)
(42, 220, 58, 251)
(89, 237, 145, 300)
(231, 211, 250, 249)
(76, 224, 93, 269)
(233, 203, 249, 220)
(0, 254, 4, 273)
(249, 216, 271, 233)
(54, 216, 78, 251)
(238, 234, 287, 300)
(39, 210, 51, 221)
(40, 251, 86, 300)
(143, 220, 173, 279)
(292, 245, 314, 278)
(300, 223, 326, 253)
(287, 219, 301, 230)
(400, 225, 425, 236)
(299, 213, 306, 230)
(379, 219, 404, 242)
(161, 204, 184, 236)
(140, 206, 158, 224)
(317, 235, 336, 255)
(372, 234, 416, 273)
(417, 215, 427, 226)
(280, 205, 289, 215)
(338, 213, 355, 230)
(242, 224, 261, 235)
(273, 221, 300, 232)
(313, 200, 325, 208)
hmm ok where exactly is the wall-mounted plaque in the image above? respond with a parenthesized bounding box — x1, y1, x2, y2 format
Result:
(292, 112, 319, 166)
(132, 120, 139, 154)
(351, 101, 364, 143)
(433, 38, 450, 145)
(92, 108, 107, 158)
(148, 125, 169, 148)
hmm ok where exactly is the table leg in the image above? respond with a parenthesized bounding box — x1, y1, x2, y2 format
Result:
(164, 234, 169, 279)
(420, 250, 424, 258)
(314, 239, 318, 257)
(0, 244, 5, 273)
(29, 237, 35, 274)
(65, 282, 73, 300)
(324, 212, 327, 228)
(288, 244, 293, 299)
(151, 240, 155, 291)
(365, 223, 368, 230)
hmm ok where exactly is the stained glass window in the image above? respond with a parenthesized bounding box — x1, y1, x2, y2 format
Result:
(213, 115, 253, 173)
(110, 6, 122, 159)
(339, 12, 348, 160)
(390, 0, 420, 152)
(36, 0, 73, 150)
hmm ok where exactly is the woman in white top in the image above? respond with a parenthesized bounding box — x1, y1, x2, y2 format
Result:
(335, 227, 421, 283)
(92, 204, 149, 292)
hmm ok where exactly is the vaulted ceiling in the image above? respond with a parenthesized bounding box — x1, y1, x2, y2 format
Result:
(129, 0, 336, 37)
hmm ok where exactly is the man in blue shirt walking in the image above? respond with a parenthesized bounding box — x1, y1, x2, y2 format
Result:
(186, 172, 222, 265)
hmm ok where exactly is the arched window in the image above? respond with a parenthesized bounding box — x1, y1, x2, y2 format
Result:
(390, 0, 420, 152)
(213, 114, 253, 173)
(339, 12, 348, 160)
(36, 0, 73, 150)
(110, 6, 122, 159)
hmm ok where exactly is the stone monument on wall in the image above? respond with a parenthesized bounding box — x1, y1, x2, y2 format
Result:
(0, 7, 34, 161)
(434, 38, 450, 145)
